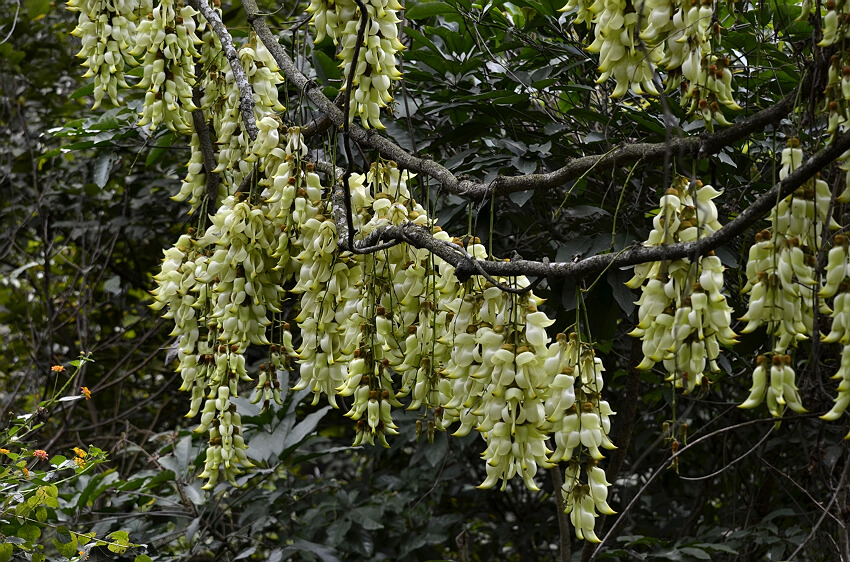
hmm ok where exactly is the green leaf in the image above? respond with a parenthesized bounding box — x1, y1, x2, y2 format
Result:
(145, 131, 177, 168)
(282, 406, 333, 452)
(182, 483, 205, 506)
(135, 555, 154, 562)
(78, 468, 118, 508)
(17, 524, 41, 542)
(406, 1, 456, 19)
(677, 547, 712, 559)
(25, 0, 50, 19)
(49, 455, 67, 466)
(313, 50, 341, 84)
(107, 530, 130, 554)
(15, 502, 32, 518)
(35, 507, 47, 522)
(0, 43, 25, 66)
(607, 269, 636, 316)
(402, 26, 441, 54)
(69, 82, 96, 100)
(0, 543, 12, 562)
(93, 151, 115, 188)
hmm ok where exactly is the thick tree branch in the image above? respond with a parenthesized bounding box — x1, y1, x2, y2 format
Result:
(240, 0, 808, 200)
(329, 131, 850, 281)
(190, 0, 258, 141)
(470, 85, 802, 200)
(239, 3, 841, 282)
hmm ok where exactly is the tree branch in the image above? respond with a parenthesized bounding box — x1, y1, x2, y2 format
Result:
(328, 131, 850, 280)
(240, 0, 809, 200)
(190, 0, 258, 141)
(239, 3, 842, 282)
(191, 85, 221, 216)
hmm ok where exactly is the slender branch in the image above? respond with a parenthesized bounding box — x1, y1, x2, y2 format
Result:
(190, 0, 258, 141)
(591, 413, 826, 557)
(340, 0, 370, 253)
(787, 444, 850, 560)
(190, 85, 221, 215)
(550, 467, 572, 562)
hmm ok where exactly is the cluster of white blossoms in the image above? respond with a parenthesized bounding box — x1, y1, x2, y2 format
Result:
(67, 0, 140, 109)
(561, 0, 740, 128)
(152, 128, 315, 489)
(131, 0, 201, 132)
(307, 0, 405, 128)
(582, 0, 660, 98)
(738, 142, 835, 417)
(627, 176, 737, 394)
(65, 0, 850, 544)
(821, 236, 850, 429)
(152, 135, 619, 539)
(817, 0, 850, 48)
(822, 49, 850, 203)
(562, 460, 615, 542)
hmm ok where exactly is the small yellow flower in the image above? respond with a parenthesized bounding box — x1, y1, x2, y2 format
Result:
(51, 365, 65, 372)
(81, 387, 91, 400)
(74, 456, 86, 468)
(33, 449, 48, 461)
(21, 467, 30, 479)
(0, 448, 9, 455)
(73, 447, 87, 458)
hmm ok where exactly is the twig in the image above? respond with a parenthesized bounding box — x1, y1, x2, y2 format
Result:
(591, 413, 825, 557)
(550, 466, 572, 562)
(314, 128, 850, 281)
(787, 445, 850, 560)
(340, 0, 370, 253)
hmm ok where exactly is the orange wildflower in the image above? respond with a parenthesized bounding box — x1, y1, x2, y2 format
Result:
(33, 449, 48, 461)
(0, 448, 9, 455)
(80, 386, 91, 400)
(73, 447, 87, 458)
(51, 365, 65, 372)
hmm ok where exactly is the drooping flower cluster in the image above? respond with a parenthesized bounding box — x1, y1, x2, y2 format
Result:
(561, 0, 740, 128)
(151, 150, 619, 541)
(821, 235, 850, 429)
(131, 0, 201, 132)
(627, 176, 737, 394)
(67, 0, 139, 109)
(817, 0, 850, 48)
(738, 142, 835, 417)
(584, 0, 660, 98)
(307, 0, 405, 128)
(561, 460, 616, 542)
(214, 36, 287, 185)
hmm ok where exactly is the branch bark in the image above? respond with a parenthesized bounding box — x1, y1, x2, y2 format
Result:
(330, 130, 850, 280)
(190, 0, 258, 141)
